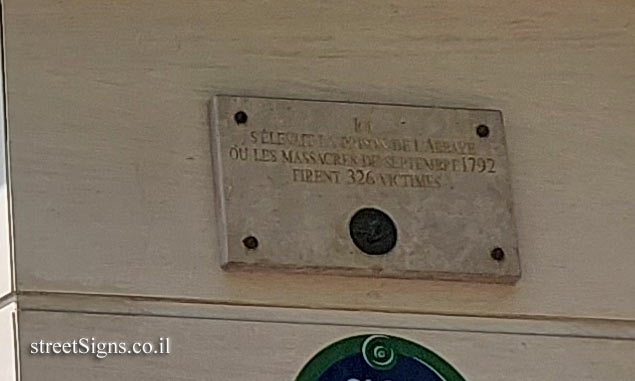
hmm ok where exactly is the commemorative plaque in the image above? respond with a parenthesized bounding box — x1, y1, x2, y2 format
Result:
(211, 96, 520, 283)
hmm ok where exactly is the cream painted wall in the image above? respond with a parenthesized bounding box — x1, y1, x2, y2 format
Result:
(3, 1, 635, 379)
(0, 303, 17, 381)
(0, 8, 11, 299)
(6, 0, 634, 320)
(16, 297, 635, 381)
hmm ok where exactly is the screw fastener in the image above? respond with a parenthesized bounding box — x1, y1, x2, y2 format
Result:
(476, 124, 490, 138)
(242, 236, 258, 250)
(491, 247, 505, 261)
(234, 111, 248, 125)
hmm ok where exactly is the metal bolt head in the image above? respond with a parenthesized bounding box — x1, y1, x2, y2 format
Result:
(476, 124, 490, 138)
(242, 236, 258, 250)
(491, 247, 505, 261)
(349, 208, 397, 256)
(234, 111, 248, 125)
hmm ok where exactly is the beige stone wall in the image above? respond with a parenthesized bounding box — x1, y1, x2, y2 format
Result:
(3, 0, 635, 379)
(16, 296, 635, 380)
(0, 4, 12, 301)
(0, 303, 17, 381)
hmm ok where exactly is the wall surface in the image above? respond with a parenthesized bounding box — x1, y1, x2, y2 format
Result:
(3, 0, 635, 379)
(16, 295, 635, 380)
(0, 1, 11, 300)
(0, 302, 17, 381)
(7, 0, 635, 321)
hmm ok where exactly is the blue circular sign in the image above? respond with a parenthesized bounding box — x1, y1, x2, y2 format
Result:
(297, 335, 466, 381)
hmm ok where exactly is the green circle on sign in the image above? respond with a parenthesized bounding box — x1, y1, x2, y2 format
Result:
(296, 334, 466, 381)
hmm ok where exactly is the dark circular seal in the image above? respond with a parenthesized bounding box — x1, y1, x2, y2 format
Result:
(349, 208, 397, 256)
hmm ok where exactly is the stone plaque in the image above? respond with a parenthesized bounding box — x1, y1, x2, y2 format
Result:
(211, 96, 520, 283)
